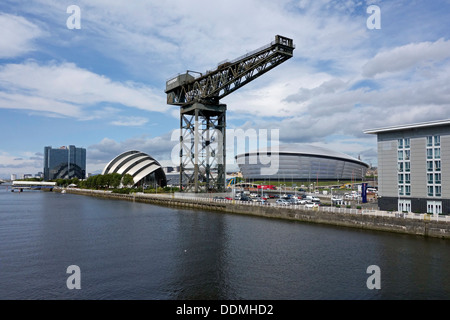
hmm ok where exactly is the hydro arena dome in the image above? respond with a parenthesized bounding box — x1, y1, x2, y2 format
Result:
(102, 150, 167, 187)
(235, 144, 369, 182)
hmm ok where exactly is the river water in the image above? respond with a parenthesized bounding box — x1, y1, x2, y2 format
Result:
(0, 185, 449, 300)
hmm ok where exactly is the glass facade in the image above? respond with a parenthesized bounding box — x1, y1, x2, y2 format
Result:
(44, 145, 86, 181)
(426, 135, 441, 198)
(397, 138, 411, 201)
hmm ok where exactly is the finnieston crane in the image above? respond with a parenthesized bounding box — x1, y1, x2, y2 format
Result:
(165, 35, 295, 193)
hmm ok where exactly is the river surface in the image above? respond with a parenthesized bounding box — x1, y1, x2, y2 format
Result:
(0, 185, 449, 300)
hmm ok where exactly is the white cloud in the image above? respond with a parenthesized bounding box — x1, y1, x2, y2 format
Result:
(362, 38, 450, 77)
(15, 0, 371, 79)
(0, 90, 83, 118)
(0, 13, 44, 58)
(0, 151, 43, 177)
(2, 0, 449, 176)
(110, 116, 149, 127)
(87, 133, 178, 172)
(0, 61, 170, 118)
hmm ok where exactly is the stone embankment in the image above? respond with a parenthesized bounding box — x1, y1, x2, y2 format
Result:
(57, 188, 450, 240)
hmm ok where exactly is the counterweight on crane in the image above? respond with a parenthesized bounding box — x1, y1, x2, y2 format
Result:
(166, 35, 295, 193)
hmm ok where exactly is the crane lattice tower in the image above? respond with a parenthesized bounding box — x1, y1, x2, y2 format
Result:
(165, 35, 295, 193)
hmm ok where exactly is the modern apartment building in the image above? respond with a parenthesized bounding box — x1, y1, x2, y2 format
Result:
(365, 119, 450, 215)
(44, 145, 86, 181)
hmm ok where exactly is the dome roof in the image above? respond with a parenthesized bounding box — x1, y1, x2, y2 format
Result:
(102, 150, 167, 186)
(237, 143, 368, 166)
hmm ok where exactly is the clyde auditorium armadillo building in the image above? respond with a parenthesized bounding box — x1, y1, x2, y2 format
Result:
(102, 150, 167, 187)
(235, 144, 369, 181)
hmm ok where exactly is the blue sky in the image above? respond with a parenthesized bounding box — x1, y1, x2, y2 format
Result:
(1, 0, 450, 178)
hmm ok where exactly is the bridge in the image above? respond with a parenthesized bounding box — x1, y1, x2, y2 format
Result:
(11, 181, 57, 191)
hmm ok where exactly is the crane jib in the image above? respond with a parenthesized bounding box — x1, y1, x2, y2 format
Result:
(165, 35, 295, 106)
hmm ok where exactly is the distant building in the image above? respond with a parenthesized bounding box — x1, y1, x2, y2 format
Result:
(163, 166, 180, 174)
(365, 119, 450, 214)
(44, 145, 86, 181)
(10, 174, 17, 181)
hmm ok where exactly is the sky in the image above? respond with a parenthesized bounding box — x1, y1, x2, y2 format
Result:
(1, 0, 450, 179)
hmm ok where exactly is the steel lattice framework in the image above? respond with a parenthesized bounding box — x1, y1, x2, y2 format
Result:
(165, 35, 295, 193)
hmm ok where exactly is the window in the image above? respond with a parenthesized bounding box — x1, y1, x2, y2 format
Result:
(398, 200, 411, 213)
(434, 148, 440, 159)
(404, 138, 410, 148)
(435, 173, 441, 184)
(434, 135, 440, 146)
(426, 135, 442, 199)
(405, 185, 411, 196)
(405, 162, 410, 172)
(399, 185, 404, 196)
(398, 174, 404, 184)
(405, 150, 410, 160)
(398, 162, 404, 172)
(427, 202, 442, 214)
(398, 150, 403, 160)
(435, 186, 442, 197)
(435, 160, 441, 171)
(405, 174, 411, 184)
(427, 161, 433, 172)
(398, 139, 403, 148)
(428, 186, 434, 197)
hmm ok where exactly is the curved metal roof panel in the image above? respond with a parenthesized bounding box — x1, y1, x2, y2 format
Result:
(133, 164, 161, 184)
(236, 143, 366, 165)
(102, 150, 166, 186)
(116, 155, 149, 175)
(102, 150, 141, 174)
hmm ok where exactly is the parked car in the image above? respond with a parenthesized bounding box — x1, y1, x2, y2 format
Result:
(276, 199, 290, 206)
(305, 202, 319, 208)
(288, 198, 301, 205)
(305, 195, 321, 203)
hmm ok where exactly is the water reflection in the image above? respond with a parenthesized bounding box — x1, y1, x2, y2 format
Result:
(0, 186, 449, 300)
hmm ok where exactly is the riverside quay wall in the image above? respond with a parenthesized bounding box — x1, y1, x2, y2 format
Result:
(57, 188, 450, 240)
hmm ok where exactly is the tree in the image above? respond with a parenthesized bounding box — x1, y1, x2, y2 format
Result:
(72, 177, 79, 186)
(86, 175, 99, 189)
(111, 173, 122, 188)
(96, 175, 106, 189)
(122, 174, 134, 187)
